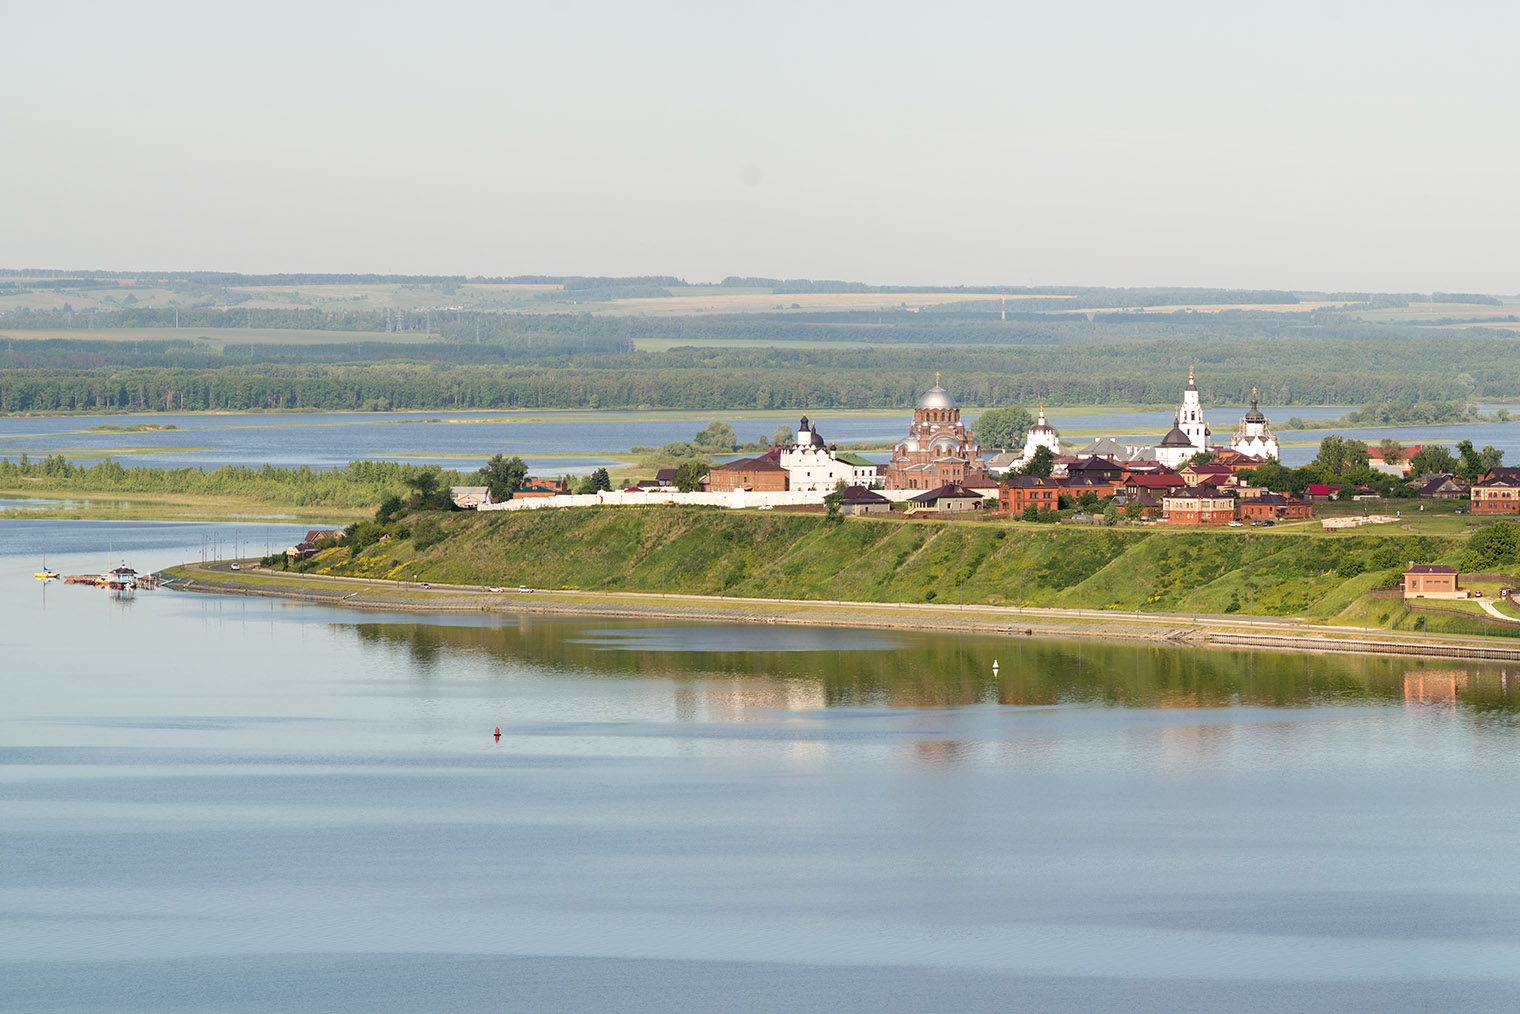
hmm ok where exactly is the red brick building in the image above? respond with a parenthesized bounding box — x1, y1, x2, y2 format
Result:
(706, 456, 788, 493)
(1161, 492, 1236, 525)
(999, 475, 1063, 514)
(1470, 467, 1520, 514)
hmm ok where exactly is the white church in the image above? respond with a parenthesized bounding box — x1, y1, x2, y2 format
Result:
(1076, 369, 1280, 468)
(779, 416, 884, 491)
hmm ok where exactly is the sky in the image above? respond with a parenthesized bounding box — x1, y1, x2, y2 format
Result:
(3, 0, 1517, 292)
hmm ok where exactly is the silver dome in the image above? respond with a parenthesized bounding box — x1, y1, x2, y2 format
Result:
(916, 384, 958, 411)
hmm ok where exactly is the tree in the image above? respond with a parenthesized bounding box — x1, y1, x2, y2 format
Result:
(1455, 440, 1485, 482)
(1240, 460, 1297, 492)
(1480, 445, 1505, 471)
(823, 488, 844, 521)
(1378, 438, 1405, 464)
(694, 421, 738, 451)
(1407, 444, 1458, 477)
(590, 467, 612, 492)
(1314, 435, 1368, 476)
(673, 460, 707, 492)
(1102, 503, 1120, 526)
(974, 406, 1034, 451)
(1184, 450, 1214, 468)
(1123, 499, 1143, 520)
(1021, 445, 1055, 478)
(474, 453, 527, 502)
(770, 424, 793, 447)
(1021, 504, 1039, 522)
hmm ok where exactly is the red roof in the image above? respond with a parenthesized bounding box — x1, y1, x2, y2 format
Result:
(1304, 484, 1340, 496)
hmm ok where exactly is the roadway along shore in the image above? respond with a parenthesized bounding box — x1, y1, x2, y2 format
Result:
(161, 561, 1520, 663)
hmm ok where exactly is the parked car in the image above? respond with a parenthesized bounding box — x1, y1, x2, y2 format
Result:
(1227, 521, 1244, 527)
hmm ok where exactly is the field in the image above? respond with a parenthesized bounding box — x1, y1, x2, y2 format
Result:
(0, 327, 434, 347)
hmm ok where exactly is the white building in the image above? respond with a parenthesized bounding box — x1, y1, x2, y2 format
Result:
(1006, 406, 1062, 471)
(1178, 367, 1210, 451)
(1230, 387, 1279, 460)
(779, 416, 883, 491)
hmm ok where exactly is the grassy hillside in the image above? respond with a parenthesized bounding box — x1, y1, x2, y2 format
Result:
(298, 508, 1474, 625)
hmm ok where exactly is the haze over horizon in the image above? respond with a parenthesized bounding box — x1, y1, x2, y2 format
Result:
(5, 1, 1516, 294)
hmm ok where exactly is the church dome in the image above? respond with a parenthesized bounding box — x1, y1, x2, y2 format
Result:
(1244, 388, 1266, 423)
(901, 436, 923, 452)
(917, 384, 957, 411)
(1029, 407, 1059, 436)
(930, 435, 959, 453)
(1160, 416, 1194, 447)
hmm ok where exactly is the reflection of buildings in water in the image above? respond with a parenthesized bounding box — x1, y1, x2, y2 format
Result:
(691, 680, 828, 721)
(913, 739, 969, 764)
(1404, 669, 1466, 709)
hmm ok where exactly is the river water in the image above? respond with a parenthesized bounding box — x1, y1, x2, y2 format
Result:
(4, 519, 1519, 1012)
(11, 404, 1515, 474)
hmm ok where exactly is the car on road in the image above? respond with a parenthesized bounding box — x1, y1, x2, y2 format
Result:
(419, 582, 430, 589)
(230, 562, 240, 570)
(518, 585, 533, 593)
(1227, 521, 1243, 527)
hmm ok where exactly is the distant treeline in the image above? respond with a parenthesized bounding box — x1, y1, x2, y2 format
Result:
(1, 337, 1514, 413)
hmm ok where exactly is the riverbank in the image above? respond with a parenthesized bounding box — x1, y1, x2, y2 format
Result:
(163, 561, 1520, 663)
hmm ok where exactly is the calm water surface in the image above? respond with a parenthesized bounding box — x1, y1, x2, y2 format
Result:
(0, 405, 1460, 473)
(3, 520, 1519, 1011)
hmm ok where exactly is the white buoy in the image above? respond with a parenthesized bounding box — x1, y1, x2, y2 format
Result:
(992, 660, 1000, 673)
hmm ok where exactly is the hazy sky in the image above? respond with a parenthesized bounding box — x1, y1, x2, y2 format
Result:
(4, 1, 1516, 291)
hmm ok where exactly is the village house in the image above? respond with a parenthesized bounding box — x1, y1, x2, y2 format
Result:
(1403, 564, 1466, 599)
(1417, 474, 1468, 500)
(449, 486, 496, 509)
(1161, 491, 1237, 525)
(999, 475, 1064, 514)
(1470, 467, 1520, 514)
(907, 482, 988, 513)
(1178, 463, 1236, 487)
(1302, 483, 1343, 503)
(837, 485, 892, 515)
(1236, 492, 1313, 522)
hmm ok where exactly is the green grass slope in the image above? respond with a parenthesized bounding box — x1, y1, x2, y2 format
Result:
(301, 508, 1470, 622)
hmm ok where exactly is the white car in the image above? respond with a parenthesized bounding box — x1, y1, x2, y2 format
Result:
(518, 585, 534, 593)
(230, 562, 240, 570)
(1227, 521, 1244, 527)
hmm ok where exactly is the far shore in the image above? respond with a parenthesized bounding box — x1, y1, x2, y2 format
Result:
(161, 562, 1520, 665)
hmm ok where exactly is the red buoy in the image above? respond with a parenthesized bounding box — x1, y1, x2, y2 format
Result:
(493, 727, 501, 742)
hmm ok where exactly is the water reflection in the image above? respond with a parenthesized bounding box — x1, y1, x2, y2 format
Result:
(349, 618, 1520, 720)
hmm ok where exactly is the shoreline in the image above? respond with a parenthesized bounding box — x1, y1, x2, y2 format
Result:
(161, 563, 1520, 664)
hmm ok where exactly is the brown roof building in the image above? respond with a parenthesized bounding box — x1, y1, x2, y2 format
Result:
(706, 456, 788, 493)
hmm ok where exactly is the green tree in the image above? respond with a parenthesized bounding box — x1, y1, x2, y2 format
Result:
(823, 488, 844, 521)
(474, 454, 527, 502)
(590, 467, 612, 492)
(1185, 450, 1214, 468)
(1102, 503, 1120, 526)
(1021, 504, 1039, 522)
(974, 406, 1034, 451)
(673, 460, 707, 492)
(1123, 499, 1143, 520)
(770, 424, 794, 447)
(1455, 440, 1485, 482)
(1480, 445, 1505, 471)
(1378, 438, 1405, 464)
(1314, 436, 1369, 476)
(694, 421, 738, 451)
(1407, 444, 1458, 476)
(1021, 445, 1055, 478)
